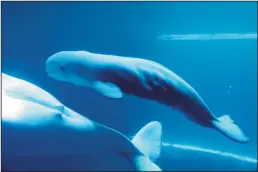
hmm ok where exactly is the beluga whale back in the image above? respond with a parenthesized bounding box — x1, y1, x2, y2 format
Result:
(46, 51, 250, 144)
(2, 73, 162, 171)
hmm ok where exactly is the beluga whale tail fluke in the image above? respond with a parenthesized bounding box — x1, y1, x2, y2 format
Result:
(45, 50, 250, 144)
(212, 115, 250, 143)
(129, 121, 162, 171)
(132, 121, 162, 162)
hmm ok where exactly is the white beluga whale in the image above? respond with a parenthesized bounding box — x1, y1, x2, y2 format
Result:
(2, 73, 162, 171)
(46, 51, 250, 144)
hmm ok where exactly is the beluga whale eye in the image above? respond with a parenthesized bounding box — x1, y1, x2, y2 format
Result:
(58, 63, 70, 75)
(59, 65, 65, 72)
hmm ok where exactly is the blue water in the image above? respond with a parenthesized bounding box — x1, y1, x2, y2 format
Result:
(2, 1, 257, 171)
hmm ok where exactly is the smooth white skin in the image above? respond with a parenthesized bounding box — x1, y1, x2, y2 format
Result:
(46, 51, 104, 86)
(45, 51, 250, 144)
(2, 73, 161, 171)
(46, 51, 148, 87)
(2, 73, 103, 158)
(45, 51, 215, 121)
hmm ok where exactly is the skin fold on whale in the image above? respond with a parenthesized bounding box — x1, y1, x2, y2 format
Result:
(45, 51, 250, 144)
(2, 73, 162, 171)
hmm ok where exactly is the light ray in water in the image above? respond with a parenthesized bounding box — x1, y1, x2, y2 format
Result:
(158, 33, 257, 41)
(162, 142, 257, 164)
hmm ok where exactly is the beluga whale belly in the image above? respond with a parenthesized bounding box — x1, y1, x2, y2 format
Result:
(2, 73, 162, 171)
(45, 51, 250, 144)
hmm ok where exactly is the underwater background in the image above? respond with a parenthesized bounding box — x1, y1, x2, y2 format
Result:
(1, 1, 257, 171)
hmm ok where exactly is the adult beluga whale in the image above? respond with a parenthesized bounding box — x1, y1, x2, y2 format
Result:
(45, 51, 250, 144)
(2, 73, 162, 171)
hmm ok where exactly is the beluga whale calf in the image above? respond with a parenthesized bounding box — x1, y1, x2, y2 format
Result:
(46, 50, 250, 144)
(2, 73, 162, 171)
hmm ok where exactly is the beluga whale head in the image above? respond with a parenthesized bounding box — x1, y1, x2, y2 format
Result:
(46, 51, 98, 86)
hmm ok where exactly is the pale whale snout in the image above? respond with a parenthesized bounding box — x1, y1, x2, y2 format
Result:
(46, 51, 95, 87)
(45, 55, 70, 82)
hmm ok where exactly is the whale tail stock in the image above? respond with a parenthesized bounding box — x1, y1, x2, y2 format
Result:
(212, 115, 250, 144)
(126, 121, 162, 171)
